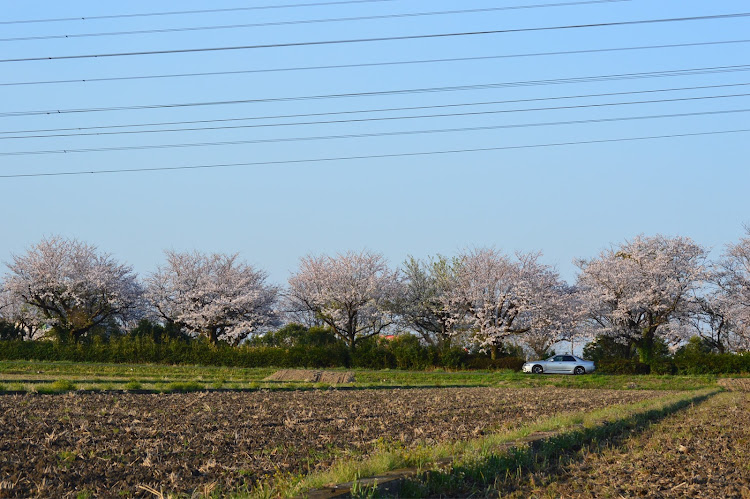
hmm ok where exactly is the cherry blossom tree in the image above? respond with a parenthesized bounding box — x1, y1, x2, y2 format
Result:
(2, 236, 142, 343)
(0, 289, 44, 340)
(520, 284, 582, 359)
(576, 234, 708, 362)
(146, 251, 279, 345)
(682, 292, 740, 353)
(448, 248, 572, 359)
(708, 228, 750, 351)
(287, 250, 401, 349)
(397, 255, 464, 349)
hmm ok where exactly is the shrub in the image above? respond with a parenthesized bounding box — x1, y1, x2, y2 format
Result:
(439, 348, 468, 370)
(248, 324, 341, 348)
(673, 351, 750, 375)
(597, 358, 651, 375)
(388, 335, 437, 370)
(650, 360, 677, 375)
(582, 335, 637, 363)
(14, 332, 744, 374)
(350, 337, 396, 369)
(464, 356, 525, 371)
(0, 320, 24, 341)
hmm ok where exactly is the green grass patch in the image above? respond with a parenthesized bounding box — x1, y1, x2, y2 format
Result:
(36, 379, 77, 393)
(57, 450, 78, 469)
(0, 360, 722, 394)
(124, 380, 142, 391)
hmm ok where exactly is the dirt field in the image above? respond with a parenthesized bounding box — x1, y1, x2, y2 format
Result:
(0, 387, 664, 497)
(718, 377, 750, 392)
(507, 391, 750, 498)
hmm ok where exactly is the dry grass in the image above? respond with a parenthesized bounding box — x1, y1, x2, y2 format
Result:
(264, 369, 354, 384)
(718, 377, 750, 392)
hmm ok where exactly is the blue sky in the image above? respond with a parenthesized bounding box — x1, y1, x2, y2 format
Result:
(1, 0, 748, 285)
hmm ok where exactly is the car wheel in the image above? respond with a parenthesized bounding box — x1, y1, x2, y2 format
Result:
(574, 366, 585, 375)
(532, 365, 543, 374)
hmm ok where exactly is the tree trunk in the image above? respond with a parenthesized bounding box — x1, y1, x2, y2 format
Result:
(208, 328, 218, 345)
(637, 328, 656, 364)
(490, 344, 498, 360)
(443, 334, 452, 350)
(53, 326, 73, 344)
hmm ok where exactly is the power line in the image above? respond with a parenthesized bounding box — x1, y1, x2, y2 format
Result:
(0, 0, 398, 25)
(4, 39, 749, 88)
(5, 92, 750, 140)
(0, 1, 632, 42)
(3, 108, 748, 157)
(4, 82, 748, 137)
(4, 64, 749, 118)
(4, 12, 750, 63)
(2, 128, 747, 179)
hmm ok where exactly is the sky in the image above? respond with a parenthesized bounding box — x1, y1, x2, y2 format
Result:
(1, 0, 749, 286)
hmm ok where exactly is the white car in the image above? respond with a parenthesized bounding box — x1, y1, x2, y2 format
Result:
(522, 355, 595, 375)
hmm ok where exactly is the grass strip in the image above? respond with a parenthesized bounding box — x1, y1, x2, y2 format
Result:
(248, 388, 717, 498)
(0, 360, 722, 393)
(401, 389, 719, 497)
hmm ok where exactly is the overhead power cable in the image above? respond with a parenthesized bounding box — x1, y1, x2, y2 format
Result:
(4, 82, 748, 137)
(4, 39, 749, 88)
(0, 0, 398, 25)
(2, 128, 748, 179)
(5, 91, 750, 140)
(0, 1, 632, 42)
(2, 108, 748, 157)
(3, 64, 749, 118)
(3, 12, 749, 63)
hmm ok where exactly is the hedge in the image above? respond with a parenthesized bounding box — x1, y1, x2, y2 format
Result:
(596, 353, 750, 375)
(0, 336, 525, 371)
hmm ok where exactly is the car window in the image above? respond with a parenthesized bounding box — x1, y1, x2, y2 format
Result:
(563, 355, 576, 362)
(553, 355, 564, 361)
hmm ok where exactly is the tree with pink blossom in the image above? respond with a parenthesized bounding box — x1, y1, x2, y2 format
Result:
(2, 236, 142, 343)
(520, 283, 582, 359)
(146, 251, 278, 345)
(398, 255, 464, 349)
(448, 248, 572, 359)
(287, 250, 401, 350)
(0, 288, 44, 340)
(576, 234, 708, 363)
(709, 227, 750, 351)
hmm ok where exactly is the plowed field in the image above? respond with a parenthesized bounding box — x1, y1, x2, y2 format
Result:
(507, 391, 750, 498)
(0, 387, 665, 497)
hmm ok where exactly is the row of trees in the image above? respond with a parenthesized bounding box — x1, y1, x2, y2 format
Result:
(1, 232, 749, 360)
